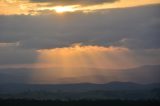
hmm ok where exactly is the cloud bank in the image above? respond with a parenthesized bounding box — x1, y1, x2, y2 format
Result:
(0, 3, 160, 83)
(0, 0, 160, 15)
(30, 0, 118, 5)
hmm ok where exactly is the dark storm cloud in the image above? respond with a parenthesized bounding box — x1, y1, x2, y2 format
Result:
(0, 4, 159, 49)
(30, 0, 118, 5)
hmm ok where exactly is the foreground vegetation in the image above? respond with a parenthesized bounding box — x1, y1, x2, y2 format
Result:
(0, 99, 160, 106)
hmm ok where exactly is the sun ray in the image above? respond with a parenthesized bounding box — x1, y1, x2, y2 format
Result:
(30, 45, 138, 84)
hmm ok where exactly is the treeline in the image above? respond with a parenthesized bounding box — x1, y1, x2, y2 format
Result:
(0, 99, 160, 106)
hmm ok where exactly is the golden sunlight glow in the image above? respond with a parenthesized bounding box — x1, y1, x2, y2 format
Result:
(53, 6, 77, 13)
(77, 0, 160, 12)
(37, 45, 135, 69)
(28, 45, 139, 83)
(0, 0, 160, 15)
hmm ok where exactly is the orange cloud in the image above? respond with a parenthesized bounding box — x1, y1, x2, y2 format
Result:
(0, 0, 160, 15)
(37, 45, 135, 69)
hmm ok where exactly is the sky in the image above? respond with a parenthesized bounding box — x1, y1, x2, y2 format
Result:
(0, 0, 160, 84)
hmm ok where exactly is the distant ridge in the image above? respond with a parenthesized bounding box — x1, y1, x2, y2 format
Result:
(0, 81, 160, 93)
(0, 64, 160, 84)
(0, 81, 160, 100)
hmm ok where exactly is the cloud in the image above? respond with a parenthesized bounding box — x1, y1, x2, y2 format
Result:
(0, 4, 160, 78)
(0, 1, 160, 84)
(1, 45, 159, 69)
(0, 0, 160, 15)
(37, 45, 134, 69)
(0, 4, 159, 49)
(36, 45, 160, 69)
(30, 0, 118, 5)
(0, 42, 19, 47)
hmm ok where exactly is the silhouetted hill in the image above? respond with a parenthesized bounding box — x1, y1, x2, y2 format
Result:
(0, 99, 160, 106)
(0, 82, 160, 100)
(0, 65, 159, 100)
